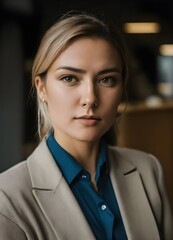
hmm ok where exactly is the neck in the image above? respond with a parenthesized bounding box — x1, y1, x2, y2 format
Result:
(75, 141, 100, 174)
(54, 134, 100, 176)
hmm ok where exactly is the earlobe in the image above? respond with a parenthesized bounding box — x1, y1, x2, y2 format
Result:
(35, 76, 46, 101)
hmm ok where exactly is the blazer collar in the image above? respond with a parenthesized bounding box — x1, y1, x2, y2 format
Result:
(27, 140, 136, 190)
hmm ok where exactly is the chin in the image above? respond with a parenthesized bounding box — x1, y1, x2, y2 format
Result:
(75, 132, 104, 143)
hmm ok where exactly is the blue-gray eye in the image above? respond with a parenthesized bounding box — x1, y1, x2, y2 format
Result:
(98, 76, 119, 86)
(60, 75, 78, 85)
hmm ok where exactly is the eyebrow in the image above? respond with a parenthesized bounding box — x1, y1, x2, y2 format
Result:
(56, 66, 121, 75)
(98, 68, 121, 75)
(56, 66, 86, 74)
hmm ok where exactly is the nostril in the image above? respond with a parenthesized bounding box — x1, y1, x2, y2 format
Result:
(92, 102, 98, 108)
(82, 101, 98, 109)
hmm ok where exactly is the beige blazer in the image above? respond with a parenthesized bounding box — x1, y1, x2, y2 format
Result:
(0, 140, 172, 240)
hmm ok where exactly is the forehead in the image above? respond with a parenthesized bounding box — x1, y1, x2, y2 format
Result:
(51, 37, 122, 69)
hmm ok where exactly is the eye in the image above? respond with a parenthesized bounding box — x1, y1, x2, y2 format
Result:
(98, 76, 120, 87)
(60, 75, 78, 85)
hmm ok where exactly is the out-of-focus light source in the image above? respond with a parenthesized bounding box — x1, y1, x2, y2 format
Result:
(123, 22, 160, 34)
(159, 44, 173, 56)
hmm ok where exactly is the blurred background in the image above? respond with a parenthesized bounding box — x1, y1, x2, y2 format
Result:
(1, 0, 173, 207)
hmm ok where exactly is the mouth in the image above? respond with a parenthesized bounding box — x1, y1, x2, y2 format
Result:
(74, 115, 101, 126)
(76, 115, 101, 120)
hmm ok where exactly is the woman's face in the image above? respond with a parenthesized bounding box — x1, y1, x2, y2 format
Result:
(36, 37, 123, 145)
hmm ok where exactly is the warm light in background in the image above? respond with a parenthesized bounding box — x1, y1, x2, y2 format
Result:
(159, 44, 173, 56)
(123, 22, 161, 34)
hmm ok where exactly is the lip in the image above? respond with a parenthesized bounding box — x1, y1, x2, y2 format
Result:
(75, 115, 101, 126)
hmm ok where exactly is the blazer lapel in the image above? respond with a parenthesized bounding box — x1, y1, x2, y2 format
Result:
(108, 147, 160, 240)
(28, 140, 95, 240)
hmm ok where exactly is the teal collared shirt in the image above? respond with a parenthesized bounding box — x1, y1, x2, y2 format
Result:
(47, 132, 127, 240)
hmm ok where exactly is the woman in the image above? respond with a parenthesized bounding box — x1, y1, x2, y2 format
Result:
(0, 12, 172, 240)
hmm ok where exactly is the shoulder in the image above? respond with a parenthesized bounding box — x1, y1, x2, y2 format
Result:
(0, 141, 45, 211)
(0, 160, 32, 207)
(107, 145, 162, 179)
(108, 145, 161, 167)
(0, 161, 30, 192)
(0, 139, 48, 193)
(0, 160, 33, 226)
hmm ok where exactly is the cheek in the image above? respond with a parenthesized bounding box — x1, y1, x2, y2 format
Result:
(45, 86, 63, 118)
(46, 86, 78, 115)
(102, 89, 122, 112)
(47, 92, 63, 110)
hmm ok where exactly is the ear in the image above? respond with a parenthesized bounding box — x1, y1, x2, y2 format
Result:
(35, 76, 47, 101)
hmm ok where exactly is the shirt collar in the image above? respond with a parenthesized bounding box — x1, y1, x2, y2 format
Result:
(47, 132, 109, 185)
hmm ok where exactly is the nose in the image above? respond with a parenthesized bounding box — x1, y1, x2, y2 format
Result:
(81, 79, 98, 109)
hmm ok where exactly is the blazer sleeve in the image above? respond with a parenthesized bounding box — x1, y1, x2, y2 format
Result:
(0, 214, 27, 240)
(150, 154, 173, 240)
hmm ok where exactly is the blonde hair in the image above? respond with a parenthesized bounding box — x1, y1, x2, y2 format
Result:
(32, 11, 129, 140)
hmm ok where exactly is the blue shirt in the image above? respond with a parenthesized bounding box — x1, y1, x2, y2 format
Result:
(47, 132, 127, 240)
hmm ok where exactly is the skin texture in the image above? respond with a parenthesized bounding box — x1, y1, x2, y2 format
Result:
(35, 37, 123, 187)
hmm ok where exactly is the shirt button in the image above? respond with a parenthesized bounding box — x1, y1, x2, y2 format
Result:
(101, 204, 107, 211)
